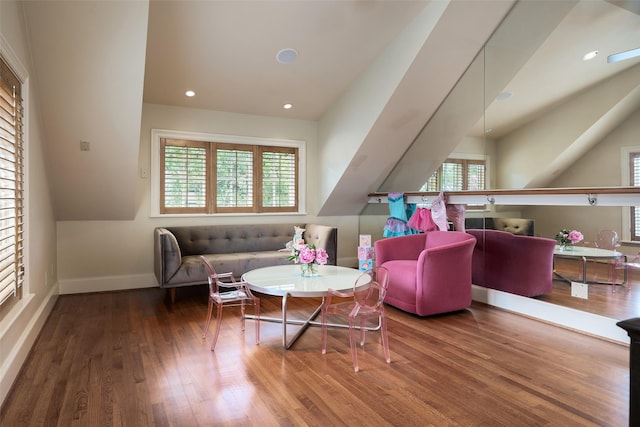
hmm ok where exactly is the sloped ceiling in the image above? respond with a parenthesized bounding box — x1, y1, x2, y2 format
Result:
(20, 0, 640, 220)
(22, 1, 149, 220)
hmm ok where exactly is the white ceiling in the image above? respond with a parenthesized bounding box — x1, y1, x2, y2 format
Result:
(144, 0, 640, 136)
(19, 0, 640, 220)
(143, 0, 430, 120)
(476, 0, 640, 138)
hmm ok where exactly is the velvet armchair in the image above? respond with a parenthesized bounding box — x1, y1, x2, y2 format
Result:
(467, 229, 556, 297)
(374, 231, 477, 316)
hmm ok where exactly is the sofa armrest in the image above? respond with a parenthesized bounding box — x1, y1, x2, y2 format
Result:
(154, 227, 183, 287)
(374, 234, 426, 265)
(304, 224, 338, 265)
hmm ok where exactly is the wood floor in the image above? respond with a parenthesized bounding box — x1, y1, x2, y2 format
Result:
(1, 285, 630, 427)
(542, 257, 640, 320)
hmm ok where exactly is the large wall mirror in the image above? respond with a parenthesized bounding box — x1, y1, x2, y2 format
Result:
(360, 0, 640, 323)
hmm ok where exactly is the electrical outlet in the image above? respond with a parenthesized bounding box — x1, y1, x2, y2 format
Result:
(80, 140, 90, 151)
(571, 281, 589, 299)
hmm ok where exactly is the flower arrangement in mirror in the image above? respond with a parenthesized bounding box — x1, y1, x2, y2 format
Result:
(555, 229, 584, 251)
(288, 243, 328, 277)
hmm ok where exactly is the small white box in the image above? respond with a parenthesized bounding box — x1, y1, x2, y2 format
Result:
(359, 259, 373, 272)
(571, 282, 589, 299)
(359, 234, 372, 248)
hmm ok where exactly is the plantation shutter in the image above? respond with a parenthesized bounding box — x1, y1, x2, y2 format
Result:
(260, 146, 297, 212)
(215, 144, 254, 212)
(467, 160, 485, 191)
(441, 160, 464, 191)
(0, 57, 24, 306)
(160, 139, 208, 214)
(630, 153, 640, 240)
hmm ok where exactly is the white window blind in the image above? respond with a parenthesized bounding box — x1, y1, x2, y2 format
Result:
(216, 144, 254, 211)
(421, 158, 486, 200)
(0, 57, 24, 306)
(630, 153, 640, 241)
(161, 139, 208, 214)
(261, 147, 297, 211)
(160, 138, 299, 214)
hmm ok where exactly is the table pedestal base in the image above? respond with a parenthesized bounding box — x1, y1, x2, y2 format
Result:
(246, 293, 381, 349)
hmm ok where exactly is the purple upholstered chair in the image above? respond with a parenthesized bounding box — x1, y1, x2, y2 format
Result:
(374, 231, 477, 316)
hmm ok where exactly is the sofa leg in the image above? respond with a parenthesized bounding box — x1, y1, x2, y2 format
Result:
(169, 288, 176, 304)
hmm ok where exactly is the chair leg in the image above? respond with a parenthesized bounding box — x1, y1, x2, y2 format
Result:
(349, 317, 359, 373)
(240, 300, 246, 331)
(380, 315, 391, 364)
(202, 298, 213, 340)
(321, 305, 328, 355)
(254, 298, 260, 345)
(210, 303, 223, 351)
(359, 318, 366, 346)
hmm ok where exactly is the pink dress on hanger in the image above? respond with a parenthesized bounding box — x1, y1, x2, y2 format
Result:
(407, 207, 438, 232)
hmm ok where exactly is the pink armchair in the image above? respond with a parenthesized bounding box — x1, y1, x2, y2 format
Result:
(467, 229, 556, 297)
(374, 231, 477, 316)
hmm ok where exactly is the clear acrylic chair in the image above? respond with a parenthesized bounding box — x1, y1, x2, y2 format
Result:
(595, 230, 621, 285)
(613, 252, 639, 292)
(321, 266, 390, 372)
(200, 256, 260, 351)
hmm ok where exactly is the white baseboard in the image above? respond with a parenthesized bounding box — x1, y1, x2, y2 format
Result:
(0, 285, 58, 406)
(59, 273, 158, 294)
(472, 285, 630, 344)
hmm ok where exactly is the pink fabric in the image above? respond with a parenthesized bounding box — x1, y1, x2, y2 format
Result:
(407, 208, 437, 232)
(374, 231, 476, 316)
(430, 192, 448, 231)
(467, 229, 555, 297)
(446, 204, 466, 232)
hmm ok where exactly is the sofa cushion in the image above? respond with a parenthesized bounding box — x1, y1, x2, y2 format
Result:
(492, 218, 534, 236)
(377, 259, 417, 309)
(167, 224, 298, 256)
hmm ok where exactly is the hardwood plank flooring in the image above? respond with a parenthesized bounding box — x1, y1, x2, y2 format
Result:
(1, 286, 630, 426)
(541, 257, 640, 320)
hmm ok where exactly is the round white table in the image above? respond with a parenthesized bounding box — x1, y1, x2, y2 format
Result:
(242, 264, 368, 349)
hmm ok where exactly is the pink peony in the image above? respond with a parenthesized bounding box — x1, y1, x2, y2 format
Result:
(314, 248, 328, 265)
(298, 246, 316, 264)
(568, 230, 584, 244)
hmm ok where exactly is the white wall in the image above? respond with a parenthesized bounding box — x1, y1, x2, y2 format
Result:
(0, 1, 58, 406)
(523, 107, 640, 245)
(56, 103, 361, 294)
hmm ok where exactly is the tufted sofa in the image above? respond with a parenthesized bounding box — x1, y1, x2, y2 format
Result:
(467, 229, 555, 297)
(154, 223, 337, 303)
(465, 217, 535, 236)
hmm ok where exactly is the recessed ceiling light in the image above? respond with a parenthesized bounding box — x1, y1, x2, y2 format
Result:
(495, 91, 512, 101)
(185, 90, 195, 97)
(582, 50, 599, 61)
(276, 48, 298, 64)
(283, 103, 293, 110)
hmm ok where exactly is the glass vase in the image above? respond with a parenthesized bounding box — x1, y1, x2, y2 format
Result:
(300, 263, 319, 277)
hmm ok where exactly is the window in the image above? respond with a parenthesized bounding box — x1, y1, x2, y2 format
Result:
(421, 158, 486, 192)
(159, 136, 299, 214)
(0, 56, 24, 306)
(630, 152, 640, 241)
(420, 158, 486, 209)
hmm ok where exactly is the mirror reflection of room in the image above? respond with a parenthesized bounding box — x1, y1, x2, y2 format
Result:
(361, 0, 640, 322)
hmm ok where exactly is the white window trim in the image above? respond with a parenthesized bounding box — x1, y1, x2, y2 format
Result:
(150, 129, 306, 217)
(621, 145, 640, 241)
